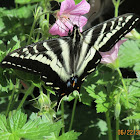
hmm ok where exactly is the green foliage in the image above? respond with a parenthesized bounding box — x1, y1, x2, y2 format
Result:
(0, 110, 81, 140)
(119, 40, 140, 68)
(0, 0, 140, 140)
(0, 6, 35, 41)
(81, 66, 120, 113)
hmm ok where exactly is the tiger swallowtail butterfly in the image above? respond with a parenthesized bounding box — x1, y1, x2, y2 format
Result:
(1, 13, 140, 109)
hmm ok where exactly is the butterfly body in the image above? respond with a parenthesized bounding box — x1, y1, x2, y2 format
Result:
(1, 13, 140, 104)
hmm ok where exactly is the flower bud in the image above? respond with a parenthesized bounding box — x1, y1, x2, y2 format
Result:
(115, 102, 121, 119)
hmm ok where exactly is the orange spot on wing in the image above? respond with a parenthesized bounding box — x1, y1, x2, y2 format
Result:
(72, 81, 75, 87)
(61, 93, 65, 96)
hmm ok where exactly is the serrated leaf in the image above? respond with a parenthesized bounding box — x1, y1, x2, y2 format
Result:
(121, 81, 140, 109)
(7, 110, 27, 132)
(21, 115, 41, 130)
(134, 62, 140, 71)
(81, 66, 120, 113)
(0, 110, 64, 140)
(7, 36, 21, 52)
(58, 130, 81, 140)
(135, 71, 140, 81)
(0, 6, 34, 41)
(0, 132, 11, 140)
(0, 114, 8, 132)
(133, 62, 140, 81)
(129, 81, 140, 96)
(123, 113, 140, 120)
(119, 40, 140, 68)
(96, 103, 109, 113)
(17, 120, 63, 139)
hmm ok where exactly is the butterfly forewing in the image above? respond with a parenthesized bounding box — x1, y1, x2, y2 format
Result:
(82, 13, 140, 52)
(2, 38, 73, 89)
(74, 14, 140, 86)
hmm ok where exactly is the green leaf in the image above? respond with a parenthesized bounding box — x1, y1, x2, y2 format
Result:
(129, 81, 140, 96)
(7, 110, 27, 132)
(133, 62, 140, 81)
(119, 40, 140, 68)
(58, 130, 81, 140)
(0, 18, 5, 31)
(135, 71, 140, 82)
(75, 0, 82, 4)
(0, 6, 35, 41)
(0, 67, 8, 88)
(0, 110, 27, 140)
(17, 120, 63, 139)
(15, 0, 41, 4)
(81, 66, 120, 113)
(0, 132, 11, 140)
(121, 81, 140, 109)
(7, 36, 21, 52)
(0, 114, 8, 132)
(96, 119, 108, 135)
(0, 110, 64, 140)
(123, 113, 140, 120)
(0, 40, 6, 52)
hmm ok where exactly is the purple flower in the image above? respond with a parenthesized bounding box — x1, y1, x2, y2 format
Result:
(49, 0, 90, 36)
(100, 39, 127, 64)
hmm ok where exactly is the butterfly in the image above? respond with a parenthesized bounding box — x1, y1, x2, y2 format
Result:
(1, 13, 140, 109)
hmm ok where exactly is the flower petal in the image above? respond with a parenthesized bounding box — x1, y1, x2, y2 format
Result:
(100, 39, 127, 64)
(69, 15, 87, 31)
(60, 0, 75, 15)
(101, 57, 114, 64)
(69, 0, 90, 15)
(49, 19, 70, 36)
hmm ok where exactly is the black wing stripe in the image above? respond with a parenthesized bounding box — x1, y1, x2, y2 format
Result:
(99, 14, 139, 52)
(83, 14, 140, 52)
(2, 38, 72, 82)
(79, 51, 101, 83)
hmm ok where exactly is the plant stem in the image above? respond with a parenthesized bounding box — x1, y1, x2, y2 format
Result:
(130, 120, 135, 140)
(112, 0, 120, 17)
(69, 96, 78, 131)
(61, 100, 65, 134)
(105, 110, 113, 140)
(27, 7, 41, 45)
(6, 86, 15, 117)
(116, 117, 119, 140)
(117, 68, 127, 92)
(17, 84, 35, 110)
(27, 18, 37, 45)
(117, 68, 129, 107)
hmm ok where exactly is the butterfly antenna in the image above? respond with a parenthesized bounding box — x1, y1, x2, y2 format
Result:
(87, 12, 97, 23)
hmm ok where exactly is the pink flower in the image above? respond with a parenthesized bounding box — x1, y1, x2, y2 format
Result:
(49, 0, 90, 36)
(100, 39, 127, 64)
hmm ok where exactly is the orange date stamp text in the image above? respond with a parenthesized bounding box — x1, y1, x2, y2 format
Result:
(118, 130, 140, 135)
